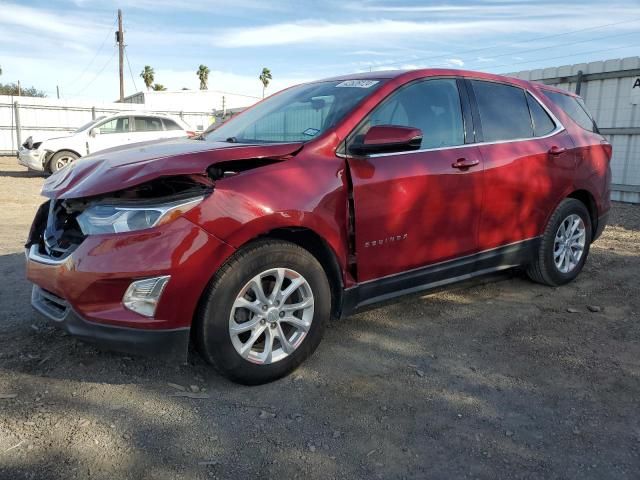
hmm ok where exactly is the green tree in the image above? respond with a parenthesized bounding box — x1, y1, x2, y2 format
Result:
(140, 66, 155, 91)
(197, 65, 210, 90)
(259, 67, 272, 98)
(151, 83, 167, 91)
(0, 83, 46, 97)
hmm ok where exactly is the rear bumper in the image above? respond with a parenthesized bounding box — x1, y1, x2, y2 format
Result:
(31, 285, 190, 361)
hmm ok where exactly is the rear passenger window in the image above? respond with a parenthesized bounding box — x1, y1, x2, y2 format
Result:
(356, 78, 465, 149)
(134, 117, 163, 132)
(526, 93, 556, 137)
(163, 119, 182, 130)
(471, 80, 533, 142)
(544, 91, 596, 132)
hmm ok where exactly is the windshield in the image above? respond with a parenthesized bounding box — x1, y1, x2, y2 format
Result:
(204, 79, 384, 144)
(75, 116, 106, 133)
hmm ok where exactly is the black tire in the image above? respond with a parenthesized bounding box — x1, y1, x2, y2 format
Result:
(48, 151, 79, 174)
(195, 239, 331, 385)
(527, 198, 592, 286)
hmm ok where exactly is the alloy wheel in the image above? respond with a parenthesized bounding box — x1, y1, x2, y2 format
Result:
(553, 213, 586, 274)
(55, 155, 74, 170)
(229, 268, 314, 365)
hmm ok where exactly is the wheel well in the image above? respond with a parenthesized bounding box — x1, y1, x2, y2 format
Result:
(568, 189, 597, 235)
(263, 228, 344, 320)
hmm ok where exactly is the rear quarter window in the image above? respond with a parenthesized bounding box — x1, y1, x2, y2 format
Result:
(163, 119, 182, 130)
(526, 93, 556, 137)
(544, 90, 597, 132)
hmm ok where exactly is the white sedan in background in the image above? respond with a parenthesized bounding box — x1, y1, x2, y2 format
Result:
(18, 112, 194, 173)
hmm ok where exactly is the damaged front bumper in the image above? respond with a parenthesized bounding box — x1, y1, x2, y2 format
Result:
(26, 202, 235, 361)
(18, 147, 45, 171)
(31, 283, 191, 361)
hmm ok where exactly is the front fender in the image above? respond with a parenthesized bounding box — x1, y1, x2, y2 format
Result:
(185, 156, 350, 277)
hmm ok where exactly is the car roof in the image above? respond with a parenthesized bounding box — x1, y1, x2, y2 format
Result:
(108, 111, 182, 119)
(316, 68, 547, 92)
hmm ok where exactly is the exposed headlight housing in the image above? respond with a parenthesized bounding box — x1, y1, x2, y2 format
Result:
(76, 196, 203, 235)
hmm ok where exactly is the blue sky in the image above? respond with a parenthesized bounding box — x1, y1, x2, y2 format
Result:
(1, 0, 640, 101)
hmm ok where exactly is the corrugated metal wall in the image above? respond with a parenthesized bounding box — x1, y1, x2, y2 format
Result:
(509, 56, 640, 203)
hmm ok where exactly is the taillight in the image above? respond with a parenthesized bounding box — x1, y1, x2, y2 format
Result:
(186, 131, 196, 138)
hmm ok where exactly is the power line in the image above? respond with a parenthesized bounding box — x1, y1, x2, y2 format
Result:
(124, 46, 139, 93)
(73, 48, 117, 96)
(64, 18, 117, 90)
(376, 17, 640, 69)
(446, 29, 640, 71)
(489, 42, 640, 72)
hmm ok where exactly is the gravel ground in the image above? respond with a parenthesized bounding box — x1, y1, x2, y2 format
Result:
(0, 156, 639, 480)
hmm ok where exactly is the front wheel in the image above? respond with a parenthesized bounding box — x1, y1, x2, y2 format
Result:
(195, 240, 331, 385)
(48, 151, 79, 173)
(527, 198, 592, 286)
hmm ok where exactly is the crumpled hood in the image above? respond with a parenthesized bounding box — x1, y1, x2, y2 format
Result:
(42, 137, 303, 199)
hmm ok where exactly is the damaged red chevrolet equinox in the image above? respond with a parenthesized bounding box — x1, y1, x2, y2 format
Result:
(26, 69, 611, 384)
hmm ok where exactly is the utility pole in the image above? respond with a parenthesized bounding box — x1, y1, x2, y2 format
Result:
(17, 80, 21, 96)
(56, 85, 60, 99)
(116, 9, 124, 102)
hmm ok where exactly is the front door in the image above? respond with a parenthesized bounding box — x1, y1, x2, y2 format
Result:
(88, 116, 131, 154)
(346, 78, 483, 282)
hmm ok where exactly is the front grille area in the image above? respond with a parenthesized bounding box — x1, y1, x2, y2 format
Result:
(32, 286, 69, 321)
(27, 200, 86, 260)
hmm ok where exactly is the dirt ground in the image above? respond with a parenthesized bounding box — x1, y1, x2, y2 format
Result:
(0, 155, 638, 480)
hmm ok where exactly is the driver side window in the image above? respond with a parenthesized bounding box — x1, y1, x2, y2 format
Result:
(353, 79, 465, 150)
(98, 117, 130, 134)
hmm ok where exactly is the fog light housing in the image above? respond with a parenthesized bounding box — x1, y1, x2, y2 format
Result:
(122, 276, 170, 317)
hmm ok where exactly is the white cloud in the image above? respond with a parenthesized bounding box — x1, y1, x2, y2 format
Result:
(446, 58, 465, 67)
(0, 2, 109, 39)
(213, 13, 640, 48)
(215, 19, 510, 47)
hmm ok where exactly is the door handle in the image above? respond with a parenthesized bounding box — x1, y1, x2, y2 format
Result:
(451, 158, 479, 170)
(548, 146, 567, 156)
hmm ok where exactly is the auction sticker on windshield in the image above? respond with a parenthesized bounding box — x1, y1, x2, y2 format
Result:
(335, 80, 379, 88)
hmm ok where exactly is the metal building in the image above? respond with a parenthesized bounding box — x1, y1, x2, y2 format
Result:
(509, 56, 640, 203)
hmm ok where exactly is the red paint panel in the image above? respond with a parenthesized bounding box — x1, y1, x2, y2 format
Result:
(27, 217, 235, 330)
(477, 132, 576, 250)
(348, 145, 483, 281)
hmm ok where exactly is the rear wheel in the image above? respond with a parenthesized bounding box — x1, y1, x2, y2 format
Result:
(49, 151, 79, 173)
(196, 240, 331, 385)
(527, 198, 592, 286)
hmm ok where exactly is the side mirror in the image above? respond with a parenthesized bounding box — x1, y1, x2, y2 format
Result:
(90, 128, 100, 137)
(350, 125, 422, 155)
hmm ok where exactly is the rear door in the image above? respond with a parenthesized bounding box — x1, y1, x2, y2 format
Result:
(346, 78, 483, 281)
(467, 79, 576, 251)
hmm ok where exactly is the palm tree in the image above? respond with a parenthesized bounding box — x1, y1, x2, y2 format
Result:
(140, 66, 155, 91)
(259, 67, 272, 98)
(197, 65, 210, 90)
(151, 83, 167, 91)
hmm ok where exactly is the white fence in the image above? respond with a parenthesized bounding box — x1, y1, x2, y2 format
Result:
(510, 56, 640, 203)
(0, 95, 213, 155)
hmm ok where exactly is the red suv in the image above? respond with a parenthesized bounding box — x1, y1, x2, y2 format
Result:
(26, 69, 611, 384)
